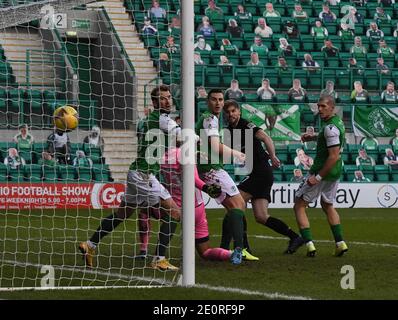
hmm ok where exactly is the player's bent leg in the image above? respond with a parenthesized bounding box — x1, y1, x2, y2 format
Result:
(196, 241, 231, 261)
(194, 203, 232, 261)
(321, 199, 348, 257)
(135, 209, 151, 259)
(252, 199, 304, 254)
(151, 197, 180, 270)
(80, 201, 136, 267)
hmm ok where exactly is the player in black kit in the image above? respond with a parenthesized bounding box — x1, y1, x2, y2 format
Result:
(222, 100, 305, 256)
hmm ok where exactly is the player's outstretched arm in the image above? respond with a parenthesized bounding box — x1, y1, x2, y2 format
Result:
(209, 136, 245, 162)
(255, 129, 281, 167)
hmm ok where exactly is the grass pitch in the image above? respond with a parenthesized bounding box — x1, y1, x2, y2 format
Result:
(0, 208, 397, 300)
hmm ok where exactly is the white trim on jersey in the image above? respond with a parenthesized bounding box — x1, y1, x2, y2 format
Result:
(202, 115, 220, 137)
(324, 124, 341, 147)
(159, 113, 181, 136)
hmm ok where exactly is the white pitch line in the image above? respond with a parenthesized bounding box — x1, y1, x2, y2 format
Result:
(229, 235, 398, 249)
(4, 236, 398, 249)
(0, 259, 314, 300)
(0, 259, 174, 287)
(194, 283, 312, 300)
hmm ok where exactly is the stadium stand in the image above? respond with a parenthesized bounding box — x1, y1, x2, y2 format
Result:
(126, 0, 398, 182)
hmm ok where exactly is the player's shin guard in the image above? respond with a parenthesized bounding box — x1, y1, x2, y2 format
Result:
(228, 208, 245, 249)
(242, 215, 251, 252)
(89, 213, 123, 245)
(155, 215, 178, 257)
(265, 217, 299, 240)
(202, 248, 231, 261)
(220, 214, 232, 249)
(330, 224, 344, 243)
(300, 227, 313, 243)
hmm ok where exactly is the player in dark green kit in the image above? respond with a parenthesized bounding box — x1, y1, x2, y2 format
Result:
(79, 85, 181, 270)
(294, 96, 348, 257)
(195, 89, 247, 265)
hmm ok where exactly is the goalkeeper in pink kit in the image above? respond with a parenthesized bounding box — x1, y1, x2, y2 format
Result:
(137, 146, 232, 262)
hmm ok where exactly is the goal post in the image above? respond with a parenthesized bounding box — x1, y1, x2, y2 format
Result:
(181, 0, 195, 287)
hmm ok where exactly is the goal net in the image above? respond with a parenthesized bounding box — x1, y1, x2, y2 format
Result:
(0, 0, 184, 290)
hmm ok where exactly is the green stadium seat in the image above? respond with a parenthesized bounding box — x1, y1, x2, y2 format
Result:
(300, 34, 314, 51)
(348, 144, 362, 156)
(195, 65, 205, 86)
(76, 166, 92, 182)
(322, 68, 337, 85)
(197, 100, 208, 114)
(335, 69, 350, 89)
(58, 165, 75, 182)
(0, 142, 17, 160)
(324, 22, 337, 35)
(235, 66, 250, 87)
(205, 66, 221, 86)
(344, 164, 359, 182)
(18, 148, 33, 164)
(287, 143, 303, 155)
(264, 68, 278, 87)
(266, 17, 282, 33)
(364, 70, 380, 90)
(278, 70, 294, 88)
(32, 142, 47, 163)
(92, 164, 112, 182)
(7, 167, 25, 182)
(283, 164, 298, 181)
(244, 93, 260, 102)
(301, 104, 315, 127)
(0, 163, 8, 181)
(391, 167, 398, 180)
(378, 144, 393, 158)
(370, 95, 383, 105)
(296, 21, 309, 34)
(273, 166, 284, 181)
(307, 94, 319, 103)
(275, 144, 288, 163)
(249, 66, 265, 87)
(24, 164, 43, 182)
(239, 50, 252, 65)
(70, 143, 84, 156)
(294, 69, 308, 87)
(374, 165, 390, 182)
(275, 93, 289, 103)
(42, 165, 59, 182)
(341, 149, 351, 165)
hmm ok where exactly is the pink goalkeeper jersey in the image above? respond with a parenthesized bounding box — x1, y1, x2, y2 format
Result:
(161, 147, 204, 207)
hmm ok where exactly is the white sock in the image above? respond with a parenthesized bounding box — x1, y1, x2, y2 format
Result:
(87, 240, 96, 249)
(306, 241, 314, 247)
(336, 241, 345, 246)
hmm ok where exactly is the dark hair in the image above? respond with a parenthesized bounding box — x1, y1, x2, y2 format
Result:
(223, 99, 240, 111)
(207, 88, 224, 100)
(151, 84, 170, 102)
